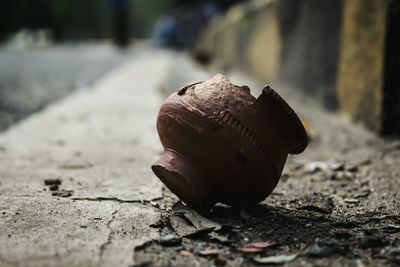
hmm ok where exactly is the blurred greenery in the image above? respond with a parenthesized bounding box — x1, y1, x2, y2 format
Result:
(131, 0, 175, 38)
(0, 0, 175, 41)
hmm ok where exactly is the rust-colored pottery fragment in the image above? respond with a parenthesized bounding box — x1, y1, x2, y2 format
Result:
(152, 74, 308, 211)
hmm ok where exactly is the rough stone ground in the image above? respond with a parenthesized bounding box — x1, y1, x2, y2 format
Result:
(0, 46, 399, 267)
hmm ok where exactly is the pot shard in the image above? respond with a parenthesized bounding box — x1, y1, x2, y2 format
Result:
(152, 74, 308, 211)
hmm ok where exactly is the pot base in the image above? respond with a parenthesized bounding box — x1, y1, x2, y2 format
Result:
(151, 149, 215, 211)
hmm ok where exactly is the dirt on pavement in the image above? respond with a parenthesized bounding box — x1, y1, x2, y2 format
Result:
(0, 48, 398, 267)
(134, 63, 400, 267)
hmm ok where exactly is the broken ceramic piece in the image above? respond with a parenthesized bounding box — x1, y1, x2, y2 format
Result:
(170, 201, 221, 237)
(152, 74, 308, 211)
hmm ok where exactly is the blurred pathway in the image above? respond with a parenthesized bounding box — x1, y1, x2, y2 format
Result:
(0, 43, 136, 131)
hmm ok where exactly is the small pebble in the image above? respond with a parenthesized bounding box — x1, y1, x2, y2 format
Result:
(251, 242, 276, 249)
(51, 190, 73, 198)
(159, 234, 182, 247)
(331, 162, 344, 171)
(384, 225, 400, 232)
(215, 255, 227, 266)
(49, 184, 59, 191)
(346, 164, 358, 172)
(305, 244, 334, 258)
(239, 247, 263, 254)
(199, 249, 219, 257)
(180, 250, 193, 257)
(355, 191, 370, 198)
(344, 198, 359, 204)
(44, 179, 61, 186)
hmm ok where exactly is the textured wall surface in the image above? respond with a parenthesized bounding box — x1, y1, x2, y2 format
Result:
(200, 0, 281, 82)
(248, 3, 281, 82)
(337, 0, 387, 132)
(200, 0, 342, 108)
(201, 0, 399, 134)
(278, 0, 342, 110)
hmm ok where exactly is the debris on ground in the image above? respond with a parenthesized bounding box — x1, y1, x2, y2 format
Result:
(240, 209, 251, 220)
(170, 201, 221, 237)
(305, 244, 334, 258)
(383, 224, 400, 232)
(58, 160, 93, 169)
(51, 189, 74, 198)
(135, 172, 399, 266)
(303, 161, 359, 180)
(48, 184, 59, 191)
(199, 248, 219, 257)
(304, 161, 331, 173)
(179, 250, 193, 257)
(301, 118, 318, 140)
(296, 193, 334, 214)
(214, 254, 227, 266)
(239, 241, 276, 254)
(44, 179, 61, 186)
(44, 178, 73, 197)
(198, 248, 227, 266)
(252, 252, 300, 264)
(208, 232, 231, 245)
(343, 198, 359, 204)
(159, 234, 182, 247)
(250, 241, 276, 248)
(359, 235, 390, 248)
(239, 247, 263, 254)
(354, 190, 370, 198)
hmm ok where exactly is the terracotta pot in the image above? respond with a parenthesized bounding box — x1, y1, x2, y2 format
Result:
(152, 74, 307, 211)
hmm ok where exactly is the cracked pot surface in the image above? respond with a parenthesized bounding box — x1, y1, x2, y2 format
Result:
(152, 74, 308, 210)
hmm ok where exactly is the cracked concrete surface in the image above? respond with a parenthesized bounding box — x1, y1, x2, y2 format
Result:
(0, 48, 171, 267)
(99, 208, 119, 261)
(2, 47, 399, 267)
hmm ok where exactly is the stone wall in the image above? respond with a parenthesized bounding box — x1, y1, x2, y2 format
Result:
(337, 0, 386, 132)
(199, 0, 400, 135)
(278, 0, 342, 110)
(200, 0, 281, 81)
(338, 0, 399, 134)
(200, 0, 342, 109)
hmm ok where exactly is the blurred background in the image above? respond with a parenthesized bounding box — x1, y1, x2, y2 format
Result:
(0, 0, 399, 135)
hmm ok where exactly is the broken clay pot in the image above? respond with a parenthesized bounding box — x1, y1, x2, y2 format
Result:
(152, 74, 308, 211)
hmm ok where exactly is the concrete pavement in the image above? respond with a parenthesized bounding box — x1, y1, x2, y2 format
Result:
(0, 47, 399, 267)
(0, 48, 173, 267)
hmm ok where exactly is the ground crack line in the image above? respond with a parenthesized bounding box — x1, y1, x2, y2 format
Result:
(99, 208, 119, 261)
(71, 196, 163, 204)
